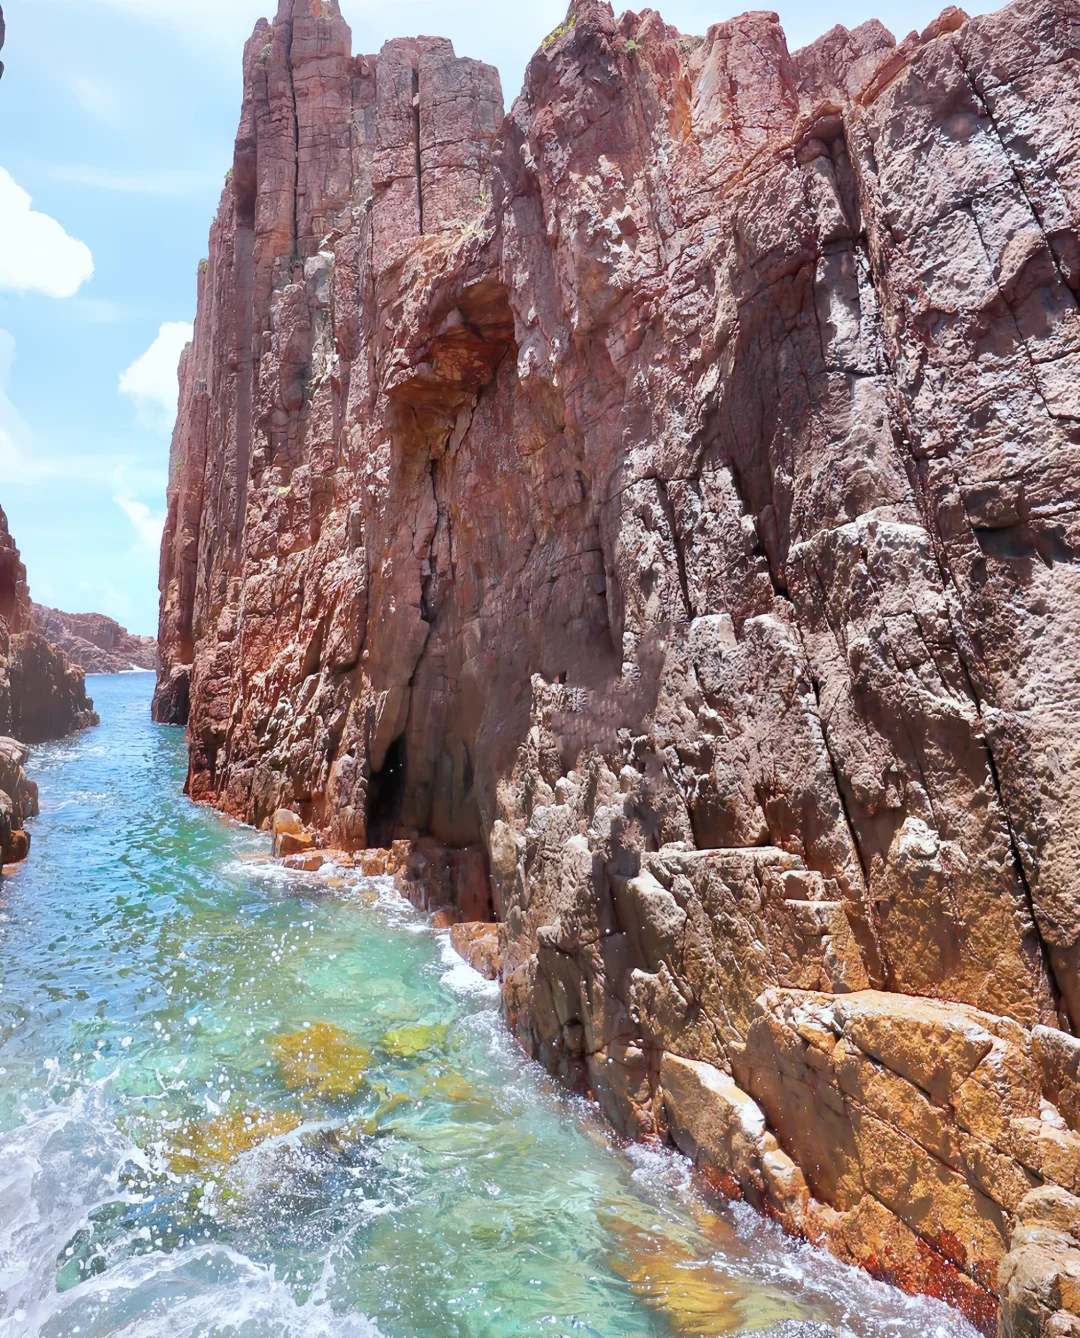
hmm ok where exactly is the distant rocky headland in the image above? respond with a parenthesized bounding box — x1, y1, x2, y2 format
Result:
(33, 604, 158, 675)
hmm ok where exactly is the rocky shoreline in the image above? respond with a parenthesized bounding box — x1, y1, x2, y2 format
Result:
(156, 0, 1080, 1330)
(263, 815, 1080, 1336)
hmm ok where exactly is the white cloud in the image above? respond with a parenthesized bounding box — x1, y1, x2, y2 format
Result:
(70, 297, 139, 325)
(0, 331, 144, 486)
(90, 0, 258, 17)
(113, 495, 165, 552)
(50, 163, 223, 199)
(118, 321, 193, 432)
(70, 75, 123, 126)
(0, 168, 95, 299)
(75, 579, 136, 620)
(85, 0, 270, 46)
(0, 330, 58, 480)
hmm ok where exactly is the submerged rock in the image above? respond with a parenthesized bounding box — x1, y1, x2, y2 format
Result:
(273, 1022, 370, 1098)
(165, 1109, 303, 1175)
(156, 0, 1080, 1326)
(381, 1024, 450, 1059)
(606, 1213, 748, 1335)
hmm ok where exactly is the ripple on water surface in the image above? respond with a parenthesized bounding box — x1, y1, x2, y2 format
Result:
(0, 676, 980, 1338)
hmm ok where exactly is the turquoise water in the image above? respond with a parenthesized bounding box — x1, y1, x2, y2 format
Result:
(0, 674, 979, 1338)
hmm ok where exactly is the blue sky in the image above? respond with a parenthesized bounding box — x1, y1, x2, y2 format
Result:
(1, 0, 994, 636)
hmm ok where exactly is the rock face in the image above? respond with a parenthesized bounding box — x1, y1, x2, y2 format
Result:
(0, 736, 38, 864)
(0, 507, 97, 862)
(33, 604, 158, 674)
(157, 0, 1080, 1328)
(0, 509, 97, 745)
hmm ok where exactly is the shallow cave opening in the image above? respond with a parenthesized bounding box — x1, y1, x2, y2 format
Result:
(367, 734, 407, 848)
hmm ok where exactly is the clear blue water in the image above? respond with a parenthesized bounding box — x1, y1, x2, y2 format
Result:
(0, 674, 979, 1338)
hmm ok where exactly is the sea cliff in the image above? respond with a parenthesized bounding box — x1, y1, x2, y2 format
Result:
(156, 2, 1080, 1330)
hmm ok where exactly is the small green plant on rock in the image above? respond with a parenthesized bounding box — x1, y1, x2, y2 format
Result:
(445, 183, 495, 241)
(198, 258, 209, 275)
(624, 38, 641, 54)
(541, 13, 577, 50)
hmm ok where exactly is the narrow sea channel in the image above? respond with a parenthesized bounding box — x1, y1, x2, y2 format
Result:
(0, 675, 978, 1338)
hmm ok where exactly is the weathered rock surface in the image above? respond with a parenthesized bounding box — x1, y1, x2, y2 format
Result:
(0, 509, 97, 745)
(32, 603, 158, 675)
(0, 507, 97, 862)
(0, 736, 38, 864)
(158, 0, 1080, 1328)
(449, 920, 503, 980)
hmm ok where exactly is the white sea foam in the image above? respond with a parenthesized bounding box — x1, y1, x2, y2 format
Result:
(0, 1084, 386, 1338)
(221, 858, 288, 886)
(14, 1243, 383, 1338)
(435, 931, 500, 1000)
(0, 1083, 135, 1334)
(723, 1200, 981, 1338)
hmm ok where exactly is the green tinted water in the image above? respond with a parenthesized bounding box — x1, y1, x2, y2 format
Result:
(0, 675, 977, 1338)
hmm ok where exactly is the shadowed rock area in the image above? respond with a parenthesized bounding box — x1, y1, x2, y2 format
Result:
(156, 0, 1080, 1330)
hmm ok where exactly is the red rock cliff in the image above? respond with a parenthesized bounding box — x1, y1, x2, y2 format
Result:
(0, 506, 97, 862)
(158, 0, 1080, 1329)
(0, 508, 97, 744)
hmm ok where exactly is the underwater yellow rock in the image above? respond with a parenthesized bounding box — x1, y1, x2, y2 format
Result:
(605, 1215, 745, 1335)
(273, 1021, 371, 1098)
(381, 1023, 449, 1058)
(166, 1109, 302, 1175)
(429, 1074, 479, 1103)
(356, 1091, 414, 1135)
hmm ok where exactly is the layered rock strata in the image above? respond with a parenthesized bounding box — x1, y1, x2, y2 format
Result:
(33, 603, 158, 674)
(157, 0, 1080, 1329)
